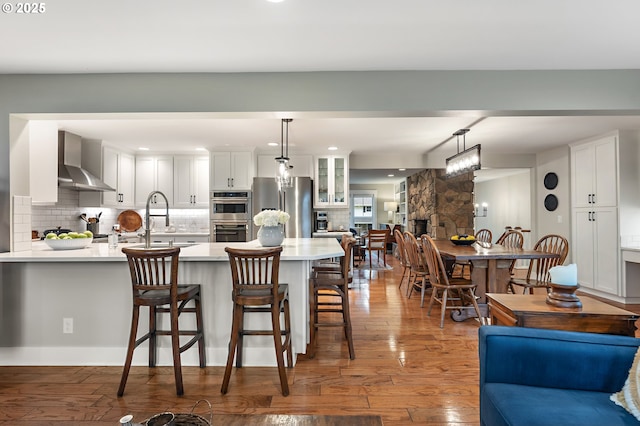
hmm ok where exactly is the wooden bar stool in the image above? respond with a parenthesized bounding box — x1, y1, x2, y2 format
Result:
(118, 247, 205, 397)
(222, 246, 292, 396)
(309, 236, 356, 360)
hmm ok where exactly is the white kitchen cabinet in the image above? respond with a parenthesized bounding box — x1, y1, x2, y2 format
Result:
(210, 151, 254, 190)
(573, 208, 619, 294)
(572, 136, 617, 208)
(135, 155, 174, 207)
(314, 155, 349, 208)
(569, 131, 640, 301)
(174, 155, 209, 208)
(80, 145, 135, 208)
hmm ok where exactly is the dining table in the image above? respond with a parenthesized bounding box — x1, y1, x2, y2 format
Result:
(432, 239, 561, 321)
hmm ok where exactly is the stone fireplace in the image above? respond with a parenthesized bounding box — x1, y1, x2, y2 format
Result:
(407, 169, 474, 238)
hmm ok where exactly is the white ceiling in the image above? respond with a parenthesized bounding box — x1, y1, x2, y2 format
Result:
(4, 0, 640, 73)
(6, 0, 640, 183)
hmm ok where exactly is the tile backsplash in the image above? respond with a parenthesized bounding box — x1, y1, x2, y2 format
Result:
(323, 209, 350, 231)
(31, 188, 210, 237)
(12, 195, 32, 252)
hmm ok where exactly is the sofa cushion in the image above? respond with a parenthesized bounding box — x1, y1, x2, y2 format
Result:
(482, 383, 637, 426)
(611, 347, 640, 420)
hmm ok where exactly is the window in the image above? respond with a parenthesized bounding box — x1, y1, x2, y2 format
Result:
(351, 191, 377, 233)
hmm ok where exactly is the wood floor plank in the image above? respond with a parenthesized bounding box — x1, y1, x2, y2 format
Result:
(1, 255, 637, 424)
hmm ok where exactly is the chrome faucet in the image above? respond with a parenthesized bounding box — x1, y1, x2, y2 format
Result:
(145, 190, 170, 248)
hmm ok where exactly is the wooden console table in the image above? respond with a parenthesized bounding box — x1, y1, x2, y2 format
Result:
(487, 293, 639, 337)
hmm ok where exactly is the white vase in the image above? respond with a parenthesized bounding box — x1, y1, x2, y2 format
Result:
(257, 225, 284, 247)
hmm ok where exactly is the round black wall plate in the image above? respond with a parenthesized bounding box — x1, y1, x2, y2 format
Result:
(544, 172, 558, 190)
(544, 194, 558, 211)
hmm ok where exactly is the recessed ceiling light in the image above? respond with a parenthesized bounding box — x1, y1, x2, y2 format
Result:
(398, 168, 406, 171)
(388, 174, 395, 177)
(195, 147, 206, 151)
(268, 142, 279, 146)
(139, 147, 149, 151)
(328, 146, 338, 151)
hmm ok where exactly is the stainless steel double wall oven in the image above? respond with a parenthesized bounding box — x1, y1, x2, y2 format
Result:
(210, 191, 251, 242)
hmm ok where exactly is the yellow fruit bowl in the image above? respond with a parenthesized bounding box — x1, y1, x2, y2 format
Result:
(44, 237, 93, 250)
(450, 235, 476, 246)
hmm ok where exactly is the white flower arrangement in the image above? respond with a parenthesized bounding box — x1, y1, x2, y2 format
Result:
(253, 209, 290, 227)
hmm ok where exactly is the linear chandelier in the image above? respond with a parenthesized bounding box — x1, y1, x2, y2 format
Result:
(445, 128, 481, 178)
(275, 118, 294, 188)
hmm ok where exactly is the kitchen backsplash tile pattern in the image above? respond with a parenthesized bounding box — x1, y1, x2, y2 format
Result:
(12, 195, 32, 252)
(32, 188, 210, 237)
(323, 209, 350, 231)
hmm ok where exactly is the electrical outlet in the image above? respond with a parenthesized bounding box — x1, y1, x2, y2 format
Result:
(63, 317, 73, 334)
(557, 215, 563, 223)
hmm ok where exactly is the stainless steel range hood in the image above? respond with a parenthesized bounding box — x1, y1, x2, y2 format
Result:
(58, 131, 115, 192)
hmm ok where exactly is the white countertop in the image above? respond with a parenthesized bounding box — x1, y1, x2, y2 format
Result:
(312, 231, 351, 238)
(0, 238, 343, 263)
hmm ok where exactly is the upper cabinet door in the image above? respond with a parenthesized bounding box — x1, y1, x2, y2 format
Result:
(571, 136, 617, 208)
(193, 156, 210, 206)
(211, 152, 232, 189)
(229, 151, 253, 189)
(174, 155, 209, 208)
(135, 156, 174, 207)
(101, 146, 120, 207)
(314, 155, 349, 208)
(118, 153, 135, 207)
(210, 151, 254, 190)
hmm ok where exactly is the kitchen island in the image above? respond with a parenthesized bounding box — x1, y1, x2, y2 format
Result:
(0, 238, 343, 367)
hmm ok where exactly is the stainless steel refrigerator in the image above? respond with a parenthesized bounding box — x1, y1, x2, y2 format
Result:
(252, 177, 314, 239)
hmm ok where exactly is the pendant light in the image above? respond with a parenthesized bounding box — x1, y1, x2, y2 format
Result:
(445, 128, 481, 178)
(275, 118, 294, 188)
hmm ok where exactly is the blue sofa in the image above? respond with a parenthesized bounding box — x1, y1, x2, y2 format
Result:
(479, 326, 640, 426)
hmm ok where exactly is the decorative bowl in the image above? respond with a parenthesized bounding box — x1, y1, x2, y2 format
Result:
(450, 236, 476, 246)
(44, 237, 93, 250)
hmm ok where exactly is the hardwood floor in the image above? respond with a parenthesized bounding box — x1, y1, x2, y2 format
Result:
(1, 254, 636, 425)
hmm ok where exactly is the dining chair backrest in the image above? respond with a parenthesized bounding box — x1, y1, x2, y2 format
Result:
(420, 234, 449, 287)
(475, 229, 492, 243)
(225, 246, 283, 300)
(496, 230, 524, 249)
(394, 228, 408, 267)
(123, 246, 180, 296)
(495, 230, 524, 274)
(403, 231, 426, 272)
(340, 234, 357, 271)
(368, 229, 387, 249)
(526, 234, 569, 282)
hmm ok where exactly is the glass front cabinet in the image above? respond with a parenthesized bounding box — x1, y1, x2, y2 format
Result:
(314, 155, 349, 208)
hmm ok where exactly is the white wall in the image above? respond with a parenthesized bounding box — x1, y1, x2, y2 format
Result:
(474, 170, 531, 246)
(535, 145, 571, 252)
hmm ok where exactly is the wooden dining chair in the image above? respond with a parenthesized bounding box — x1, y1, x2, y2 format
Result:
(476, 229, 492, 243)
(496, 230, 524, 275)
(455, 228, 493, 278)
(309, 236, 356, 360)
(119, 247, 206, 397)
(404, 231, 430, 307)
(394, 228, 410, 291)
(421, 234, 483, 328)
(509, 234, 569, 294)
(367, 229, 388, 269)
(222, 246, 292, 396)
